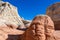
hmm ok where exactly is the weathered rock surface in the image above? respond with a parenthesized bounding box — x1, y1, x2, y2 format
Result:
(0, 19, 24, 40)
(54, 30, 60, 40)
(0, 1, 60, 40)
(0, 1, 26, 29)
(46, 2, 60, 30)
(23, 15, 55, 40)
(0, 1, 25, 40)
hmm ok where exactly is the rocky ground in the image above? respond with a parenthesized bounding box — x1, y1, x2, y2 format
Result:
(0, 1, 60, 40)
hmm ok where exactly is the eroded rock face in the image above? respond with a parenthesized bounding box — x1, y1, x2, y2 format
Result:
(23, 15, 55, 40)
(0, 1, 26, 40)
(0, 1, 26, 29)
(0, 19, 24, 40)
(46, 2, 60, 30)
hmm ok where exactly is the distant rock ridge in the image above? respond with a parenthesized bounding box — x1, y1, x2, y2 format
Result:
(46, 2, 60, 30)
(46, 2, 60, 21)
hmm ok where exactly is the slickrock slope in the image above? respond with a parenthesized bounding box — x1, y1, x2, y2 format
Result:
(0, 1, 25, 40)
(0, 20, 24, 40)
(23, 15, 55, 40)
(46, 2, 60, 30)
(0, 1, 26, 29)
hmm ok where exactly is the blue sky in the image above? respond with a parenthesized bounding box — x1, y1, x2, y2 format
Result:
(2, 0, 60, 20)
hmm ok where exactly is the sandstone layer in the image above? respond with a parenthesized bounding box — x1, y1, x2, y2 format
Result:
(0, 21, 24, 40)
(46, 2, 60, 30)
(0, 1, 26, 29)
(0, 1, 25, 40)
